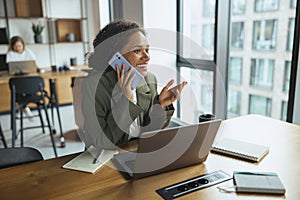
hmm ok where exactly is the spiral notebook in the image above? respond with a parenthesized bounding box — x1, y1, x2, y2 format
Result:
(211, 138, 269, 162)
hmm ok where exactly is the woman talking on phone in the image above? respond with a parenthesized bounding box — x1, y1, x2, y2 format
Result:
(78, 20, 187, 150)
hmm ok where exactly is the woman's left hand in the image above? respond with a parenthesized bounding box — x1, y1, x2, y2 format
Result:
(159, 79, 188, 108)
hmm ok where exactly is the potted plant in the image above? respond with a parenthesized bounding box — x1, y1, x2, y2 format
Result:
(32, 22, 45, 43)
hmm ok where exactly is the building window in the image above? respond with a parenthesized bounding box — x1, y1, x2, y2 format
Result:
(249, 95, 272, 117)
(283, 61, 291, 92)
(290, 0, 296, 8)
(250, 58, 274, 89)
(227, 89, 241, 117)
(253, 19, 277, 50)
(287, 18, 295, 51)
(232, 0, 246, 15)
(231, 22, 244, 49)
(229, 57, 243, 84)
(203, 0, 216, 18)
(254, 0, 279, 12)
(281, 101, 288, 121)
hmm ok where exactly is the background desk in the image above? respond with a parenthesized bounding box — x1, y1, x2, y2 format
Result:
(0, 67, 88, 113)
(0, 115, 299, 199)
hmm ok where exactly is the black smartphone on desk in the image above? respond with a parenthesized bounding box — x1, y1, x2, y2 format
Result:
(108, 52, 144, 89)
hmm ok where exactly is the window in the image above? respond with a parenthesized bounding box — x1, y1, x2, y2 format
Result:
(232, 0, 246, 15)
(249, 95, 272, 116)
(281, 101, 287, 121)
(283, 61, 291, 92)
(227, 0, 294, 121)
(253, 20, 277, 50)
(254, 0, 279, 12)
(178, 0, 216, 123)
(250, 58, 274, 89)
(231, 22, 244, 49)
(287, 18, 295, 51)
(227, 89, 241, 117)
(229, 57, 242, 84)
(182, 0, 216, 60)
(180, 67, 213, 123)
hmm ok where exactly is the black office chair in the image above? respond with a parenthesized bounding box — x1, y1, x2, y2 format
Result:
(0, 122, 7, 148)
(0, 147, 43, 169)
(9, 76, 57, 157)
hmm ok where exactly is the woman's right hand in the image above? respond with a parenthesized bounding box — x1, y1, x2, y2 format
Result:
(116, 64, 136, 101)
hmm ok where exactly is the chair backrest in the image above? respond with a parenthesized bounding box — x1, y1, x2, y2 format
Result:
(9, 76, 44, 95)
(0, 147, 43, 169)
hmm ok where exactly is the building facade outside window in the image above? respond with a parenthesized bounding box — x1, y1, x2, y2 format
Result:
(254, 0, 279, 12)
(202, 0, 215, 18)
(232, 0, 246, 15)
(228, 88, 241, 117)
(290, 0, 296, 8)
(231, 22, 244, 49)
(249, 95, 272, 116)
(287, 18, 295, 51)
(250, 58, 274, 90)
(229, 57, 243, 84)
(253, 19, 277, 50)
(283, 61, 291, 92)
(281, 101, 288, 121)
(182, 0, 215, 60)
(202, 24, 215, 51)
(228, 0, 294, 120)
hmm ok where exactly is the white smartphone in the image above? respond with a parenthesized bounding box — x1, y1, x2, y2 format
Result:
(108, 52, 144, 88)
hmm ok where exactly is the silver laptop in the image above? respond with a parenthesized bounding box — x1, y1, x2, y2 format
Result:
(8, 60, 38, 75)
(113, 119, 222, 179)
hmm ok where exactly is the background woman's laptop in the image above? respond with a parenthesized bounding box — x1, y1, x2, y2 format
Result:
(8, 60, 38, 75)
(113, 119, 222, 179)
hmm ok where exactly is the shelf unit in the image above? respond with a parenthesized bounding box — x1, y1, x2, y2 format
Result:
(0, 0, 90, 67)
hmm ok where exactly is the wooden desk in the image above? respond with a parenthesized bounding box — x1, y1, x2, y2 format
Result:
(0, 67, 88, 113)
(0, 115, 299, 199)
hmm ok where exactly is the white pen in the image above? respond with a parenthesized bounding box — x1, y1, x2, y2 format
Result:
(93, 149, 104, 164)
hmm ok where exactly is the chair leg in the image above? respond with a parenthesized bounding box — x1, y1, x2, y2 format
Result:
(11, 108, 17, 148)
(55, 104, 65, 148)
(20, 108, 24, 147)
(49, 78, 65, 148)
(42, 103, 57, 157)
(37, 106, 45, 133)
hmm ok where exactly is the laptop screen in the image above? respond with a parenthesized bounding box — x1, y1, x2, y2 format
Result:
(8, 60, 38, 74)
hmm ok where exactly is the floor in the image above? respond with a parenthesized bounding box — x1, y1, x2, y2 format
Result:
(0, 105, 85, 159)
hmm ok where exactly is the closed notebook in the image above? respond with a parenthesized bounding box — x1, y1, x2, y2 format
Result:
(233, 171, 286, 195)
(211, 138, 269, 162)
(63, 146, 118, 174)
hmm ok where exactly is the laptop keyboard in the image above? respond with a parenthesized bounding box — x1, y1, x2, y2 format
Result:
(125, 160, 135, 171)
